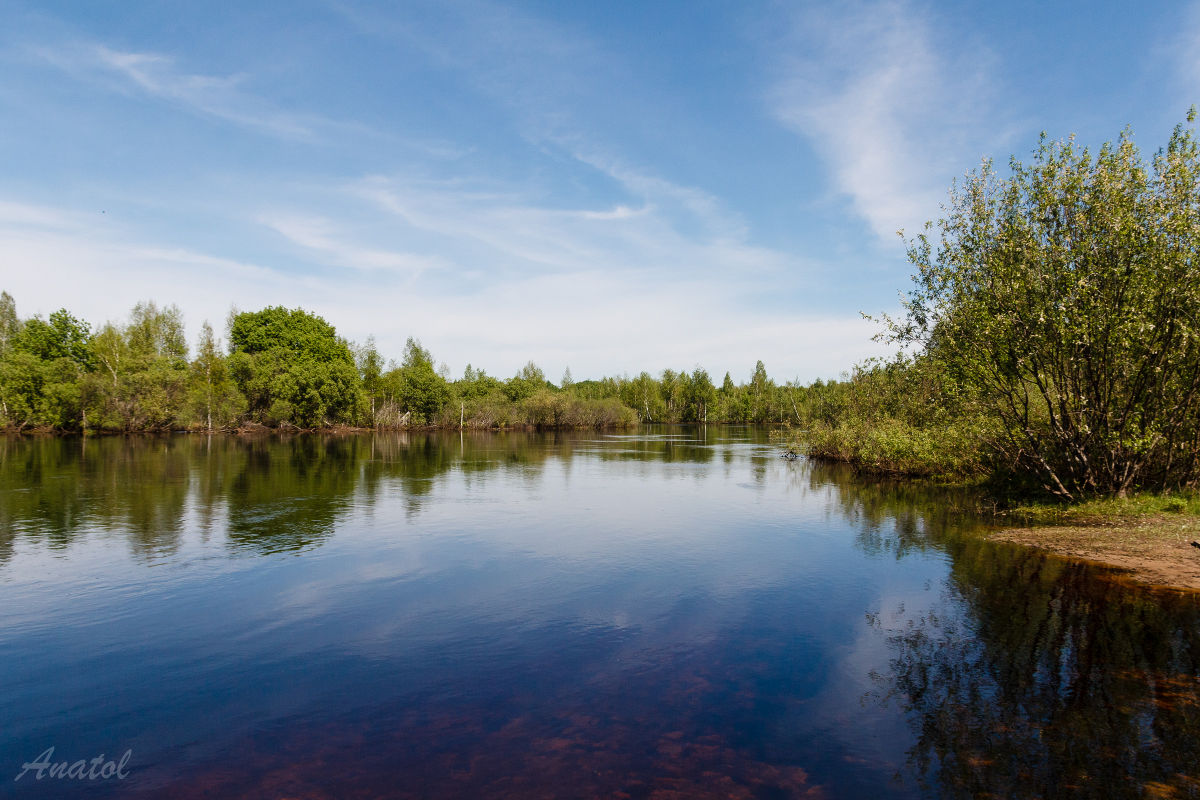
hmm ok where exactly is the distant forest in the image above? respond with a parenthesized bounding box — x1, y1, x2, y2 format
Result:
(0, 294, 813, 433)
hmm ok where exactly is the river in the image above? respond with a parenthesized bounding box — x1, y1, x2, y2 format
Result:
(1, 428, 1197, 798)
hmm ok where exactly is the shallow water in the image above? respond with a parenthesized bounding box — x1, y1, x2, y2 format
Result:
(1, 428, 1198, 799)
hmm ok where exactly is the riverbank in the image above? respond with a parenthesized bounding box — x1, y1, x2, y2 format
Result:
(990, 496, 1200, 591)
(801, 446, 1200, 591)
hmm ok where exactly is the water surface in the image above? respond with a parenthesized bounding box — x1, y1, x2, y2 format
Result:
(1, 428, 1198, 798)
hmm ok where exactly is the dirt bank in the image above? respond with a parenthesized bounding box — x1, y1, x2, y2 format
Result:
(991, 514, 1200, 591)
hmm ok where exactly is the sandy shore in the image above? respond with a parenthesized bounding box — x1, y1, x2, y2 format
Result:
(991, 514, 1200, 591)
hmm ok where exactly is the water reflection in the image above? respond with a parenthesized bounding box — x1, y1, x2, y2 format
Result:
(2, 429, 1198, 798)
(0, 429, 755, 563)
(854, 501, 1200, 797)
(0, 431, 587, 561)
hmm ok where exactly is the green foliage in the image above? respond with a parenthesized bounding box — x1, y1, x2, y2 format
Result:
(354, 336, 386, 426)
(0, 293, 803, 434)
(87, 302, 191, 431)
(891, 113, 1200, 498)
(228, 306, 363, 427)
(187, 321, 244, 430)
(127, 301, 187, 363)
(749, 359, 771, 420)
(455, 364, 503, 402)
(0, 349, 85, 429)
(1009, 489, 1200, 523)
(0, 307, 93, 429)
(681, 368, 716, 423)
(516, 388, 637, 429)
(799, 357, 991, 478)
(504, 361, 548, 402)
(16, 309, 93, 367)
(619, 372, 666, 422)
(0, 292, 18, 358)
(387, 338, 450, 424)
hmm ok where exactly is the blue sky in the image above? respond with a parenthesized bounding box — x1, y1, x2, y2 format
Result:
(1, 0, 1196, 382)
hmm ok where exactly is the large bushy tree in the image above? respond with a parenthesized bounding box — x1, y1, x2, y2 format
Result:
(228, 306, 363, 427)
(1, 308, 93, 429)
(893, 112, 1200, 497)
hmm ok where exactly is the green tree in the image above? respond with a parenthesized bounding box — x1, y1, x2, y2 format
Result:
(3, 309, 94, 430)
(355, 336, 385, 426)
(0, 292, 17, 358)
(717, 371, 750, 423)
(390, 338, 450, 423)
(188, 321, 243, 431)
(682, 368, 716, 422)
(0, 292, 19, 422)
(85, 302, 191, 431)
(127, 301, 187, 363)
(660, 368, 684, 420)
(505, 361, 547, 402)
(749, 360, 772, 422)
(228, 306, 363, 427)
(456, 363, 502, 402)
(619, 371, 665, 422)
(891, 112, 1200, 497)
(17, 309, 93, 366)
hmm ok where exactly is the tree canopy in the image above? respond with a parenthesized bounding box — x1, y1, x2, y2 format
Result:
(890, 111, 1200, 497)
(228, 306, 363, 427)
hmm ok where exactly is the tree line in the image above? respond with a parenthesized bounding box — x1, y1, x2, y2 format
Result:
(0, 297, 809, 433)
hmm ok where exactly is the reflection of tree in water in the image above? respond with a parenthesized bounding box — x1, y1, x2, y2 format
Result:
(0, 431, 616, 561)
(792, 462, 1200, 797)
(367, 430, 585, 518)
(0, 426, 786, 567)
(223, 435, 362, 554)
(864, 527, 1200, 797)
(0, 435, 191, 561)
(792, 457, 989, 560)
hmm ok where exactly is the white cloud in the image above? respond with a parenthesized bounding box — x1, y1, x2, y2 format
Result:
(259, 214, 446, 275)
(0, 194, 889, 382)
(0, 200, 287, 332)
(32, 43, 351, 142)
(3, 1, 904, 381)
(261, 163, 890, 379)
(769, 0, 1012, 242)
(350, 156, 787, 282)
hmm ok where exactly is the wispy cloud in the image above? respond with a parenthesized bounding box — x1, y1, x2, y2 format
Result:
(565, 148, 750, 241)
(769, 0, 1012, 241)
(1, 2, 904, 379)
(33, 43, 336, 142)
(1, 174, 889, 379)
(351, 162, 788, 282)
(259, 213, 446, 276)
(0, 199, 286, 330)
